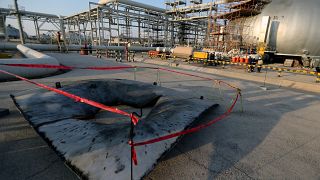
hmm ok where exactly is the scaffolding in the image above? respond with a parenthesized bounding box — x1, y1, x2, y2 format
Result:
(64, 1, 172, 47)
(63, 0, 270, 48)
(207, 0, 271, 53)
(1, 0, 271, 50)
(165, 0, 214, 47)
(0, 7, 64, 44)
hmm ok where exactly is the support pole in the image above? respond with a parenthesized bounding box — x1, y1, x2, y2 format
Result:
(2, 15, 8, 41)
(238, 89, 244, 113)
(138, 13, 141, 44)
(89, 2, 94, 46)
(133, 67, 137, 81)
(125, 43, 129, 61)
(59, 16, 67, 52)
(157, 68, 161, 86)
(13, 0, 25, 44)
(33, 18, 40, 42)
(116, 3, 120, 46)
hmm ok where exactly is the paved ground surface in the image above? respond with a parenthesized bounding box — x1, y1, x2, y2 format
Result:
(141, 56, 319, 85)
(134, 56, 320, 93)
(0, 52, 320, 179)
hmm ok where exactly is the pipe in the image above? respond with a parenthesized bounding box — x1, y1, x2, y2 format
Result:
(0, 44, 60, 81)
(16, 44, 52, 58)
(166, 2, 217, 14)
(0, 42, 16, 50)
(98, 0, 166, 13)
(0, 42, 162, 52)
(0, 8, 59, 19)
(167, 0, 242, 15)
(214, 0, 242, 4)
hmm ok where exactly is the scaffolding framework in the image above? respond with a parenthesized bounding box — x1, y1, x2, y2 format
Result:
(65, 1, 211, 47)
(0, 7, 63, 44)
(1, 0, 271, 51)
(207, 0, 271, 52)
(64, 2, 157, 46)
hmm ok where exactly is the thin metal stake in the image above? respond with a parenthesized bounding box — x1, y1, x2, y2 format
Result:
(216, 81, 224, 101)
(216, 81, 229, 110)
(239, 90, 244, 113)
(157, 69, 161, 86)
(134, 68, 137, 81)
(264, 68, 268, 87)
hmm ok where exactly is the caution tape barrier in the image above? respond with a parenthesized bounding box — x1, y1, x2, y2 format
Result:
(0, 63, 241, 167)
(0, 63, 137, 71)
(0, 69, 140, 124)
(206, 60, 319, 76)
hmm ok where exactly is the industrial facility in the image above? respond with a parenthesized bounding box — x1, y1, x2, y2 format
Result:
(1, 0, 320, 66)
(0, 0, 320, 180)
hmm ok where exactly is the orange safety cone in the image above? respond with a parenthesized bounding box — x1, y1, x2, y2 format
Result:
(245, 57, 249, 64)
(232, 57, 236, 63)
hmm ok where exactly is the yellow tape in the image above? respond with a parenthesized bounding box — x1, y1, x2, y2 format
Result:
(185, 58, 317, 76)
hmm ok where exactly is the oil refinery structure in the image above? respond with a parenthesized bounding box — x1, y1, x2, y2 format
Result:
(1, 0, 320, 61)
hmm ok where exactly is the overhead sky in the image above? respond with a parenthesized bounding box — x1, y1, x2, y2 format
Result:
(0, 0, 167, 16)
(0, 0, 211, 35)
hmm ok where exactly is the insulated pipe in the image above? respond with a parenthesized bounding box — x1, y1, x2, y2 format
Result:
(0, 42, 16, 50)
(98, 0, 166, 13)
(0, 43, 162, 52)
(214, 0, 242, 4)
(17, 44, 53, 58)
(0, 44, 59, 81)
(166, 2, 217, 13)
(0, 8, 59, 19)
(167, 0, 242, 14)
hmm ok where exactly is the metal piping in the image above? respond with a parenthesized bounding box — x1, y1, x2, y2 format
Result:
(98, 0, 166, 13)
(0, 8, 59, 19)
(214, 0, 242, 4)
(166, 2, 217, 14)
(0, 43, 160, 52)
(0, 44, 60, 81)
(16, 44, 52, 59)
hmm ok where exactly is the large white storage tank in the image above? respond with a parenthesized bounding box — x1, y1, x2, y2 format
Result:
(245, 0, 320, 57)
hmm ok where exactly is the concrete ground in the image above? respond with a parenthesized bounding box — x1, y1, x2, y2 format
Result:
(134, 57, 319, 93)
(141, 55, 319, 85)
(0, 52, 320, 179)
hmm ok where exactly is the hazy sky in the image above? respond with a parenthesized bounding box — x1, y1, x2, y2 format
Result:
(0, 0, 166, 16)
(0, 0, 211, 35)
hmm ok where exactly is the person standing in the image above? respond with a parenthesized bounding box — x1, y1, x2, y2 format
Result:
(88, 43, 93, 54)
(56, 31, 61, 42)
